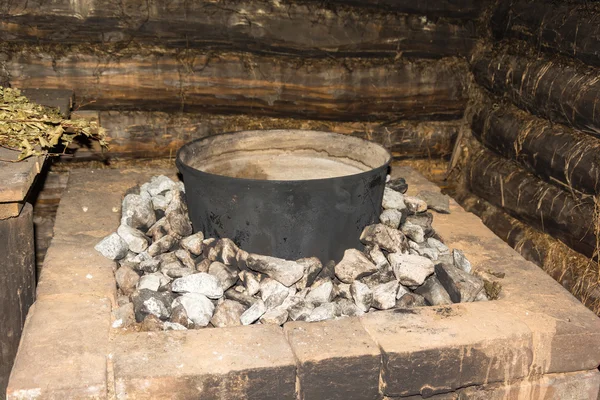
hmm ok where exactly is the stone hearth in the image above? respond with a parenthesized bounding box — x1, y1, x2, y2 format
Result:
(7, 166, 600, 399)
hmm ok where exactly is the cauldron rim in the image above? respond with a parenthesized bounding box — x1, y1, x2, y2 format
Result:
(175, 129, 392, 185)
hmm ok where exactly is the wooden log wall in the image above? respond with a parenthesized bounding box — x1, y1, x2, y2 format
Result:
(0, 0, 486, 159)
(463, 0, 600, 304)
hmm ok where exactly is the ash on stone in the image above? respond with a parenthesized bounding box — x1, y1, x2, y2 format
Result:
(98, 174, 493, 331)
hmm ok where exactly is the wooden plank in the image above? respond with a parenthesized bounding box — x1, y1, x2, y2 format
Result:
(467, 147, 597, 258)
(0, 0, 478, 59)
(0, 148, 44, 204)
(491, 0, 600, 67)
(4, 49, 468, 121)
(472, 48, 600, 136)
(65, 111, 460, 160)
(472, 98, 600, 196)
(0, 203, 35, 397)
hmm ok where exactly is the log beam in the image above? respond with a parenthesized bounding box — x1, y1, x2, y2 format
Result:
(472, 99, 600, 196)
(472, 49, 600, 136)
(0, 0, 478, 58)
(467, 148, 597, 258)
(67, 111, 460, 160)
(491, 0, 600, 67)
(4, 48, 468, 121)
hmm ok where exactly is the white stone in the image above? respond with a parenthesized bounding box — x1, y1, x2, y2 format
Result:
(379, 208, 403, 229)
(372, 281, 399, 310)
(305, 279, 334, 305)
(350, 281, 373, 312)
(401, 221, 425, 243)
(246, 254, 304, 287)
(239, 270, 261, 296)
(306, 303, 337, 322)
(147, 175, 178, 197)
(171, 273, 224, 299)
(389, 253, 434, 287)
(172, 293, 215, 327)
(427, 238, 450, 255)
(240, 299, 267, 325)
(95, 233, 129, 260)
(382, 187, 406, 210)
(453, 249, 472, 273)
(117, 224, 149, 253)
(404, 195, 428, 213)
(138, 274, 162, 291)
(334, 249, 378, 284)
(180, 232, 204, 256)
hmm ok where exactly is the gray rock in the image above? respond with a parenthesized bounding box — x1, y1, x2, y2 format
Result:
(438, 253, 454, 266)
(452, 249, 472, 273)
(379, 208, 403, 229)
(208, 261, 239, 290)
(171, 272, 224, 299)
(195, 258, 212, 273)
(295, 257, 323, 290)
(146, 175, 178, 197)
(372, 281, 399, 310)
(387, 177, 408, 193)
(202, 238, 219, 261)
(117, 295, 131, 307)
(403, 195, 428, 214)
(180, 232, 204, 256)
(122, 193, 157, 231)
(216, 238, 239, 266)
(415, 276, 453, 305)
(137, 258, 161, 273)
(111, 303, 135, 329)
(260, 278, 289, 301)
(240, 299, 267, 325)
(396, 292, 428, 308)
(333, 282, 352, 300)
(151, 195, 170, 212)
(140, 315, 164, 332)
(417, 190, 450, 214)
(147, 217, 169, 242)
(147, 235, 177, 257)
(175, 249, 195, 270)
(117, 224, 149, 254)
(334, 249, 378, 284)
(163, 322, 187, 331)
(239, 270, 261, 296)
(264, 289, 290, 310)
(246, 254, 304, 287)
(115, 266, 140, 296)
(165, 190, 192, 237)
(435, 263, 484, 302)
(132, 289, 172, 322)
(359, 267, 396, 289)
(396, 284, 410, 299)
(224, 288, 258, 307)
(360, 224, 408, 253)
(138, 274, 162, 291)
(235, 249, 250, 269)
(164, 266, 195, 279)
(288, 300, 314, 321)
(475, 290, 489, 302)
(366, 245, 390, 269)
(334, 298, 364, 317)
(260, 306, 289, 325)
(306, 303, 337, 322)
(406, 212, 435, 239)
(170, 305, 192, 328)
(416, 246, 439, 261)
(389, 253, 434, 287)
(95, 233, 129, 260)
(172, 293, 214, 327)
(350, 281, 373, 313)
(382, 187, 406, 210)
(401, 221, 425, 243)
(210, 299, 246, 328)
(305, 279, 334, 305)
(427, 238, 450, 255)
(145, 272, 171, 291)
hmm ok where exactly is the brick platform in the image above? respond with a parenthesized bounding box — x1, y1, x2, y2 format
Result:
(7, 166, 600, 399)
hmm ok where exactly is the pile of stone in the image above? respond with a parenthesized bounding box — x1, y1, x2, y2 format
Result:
(96, 175, 488, 331)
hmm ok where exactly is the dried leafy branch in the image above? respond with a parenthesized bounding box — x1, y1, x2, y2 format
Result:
(0, 86, 108, 161)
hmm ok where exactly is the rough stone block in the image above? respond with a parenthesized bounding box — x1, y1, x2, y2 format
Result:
(284, 317, 381, 400)
(36, 236, 117, 305)
(361, 301, 533, 397)
(113, 324, 296, 399)
(6, 296, 111, 399)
